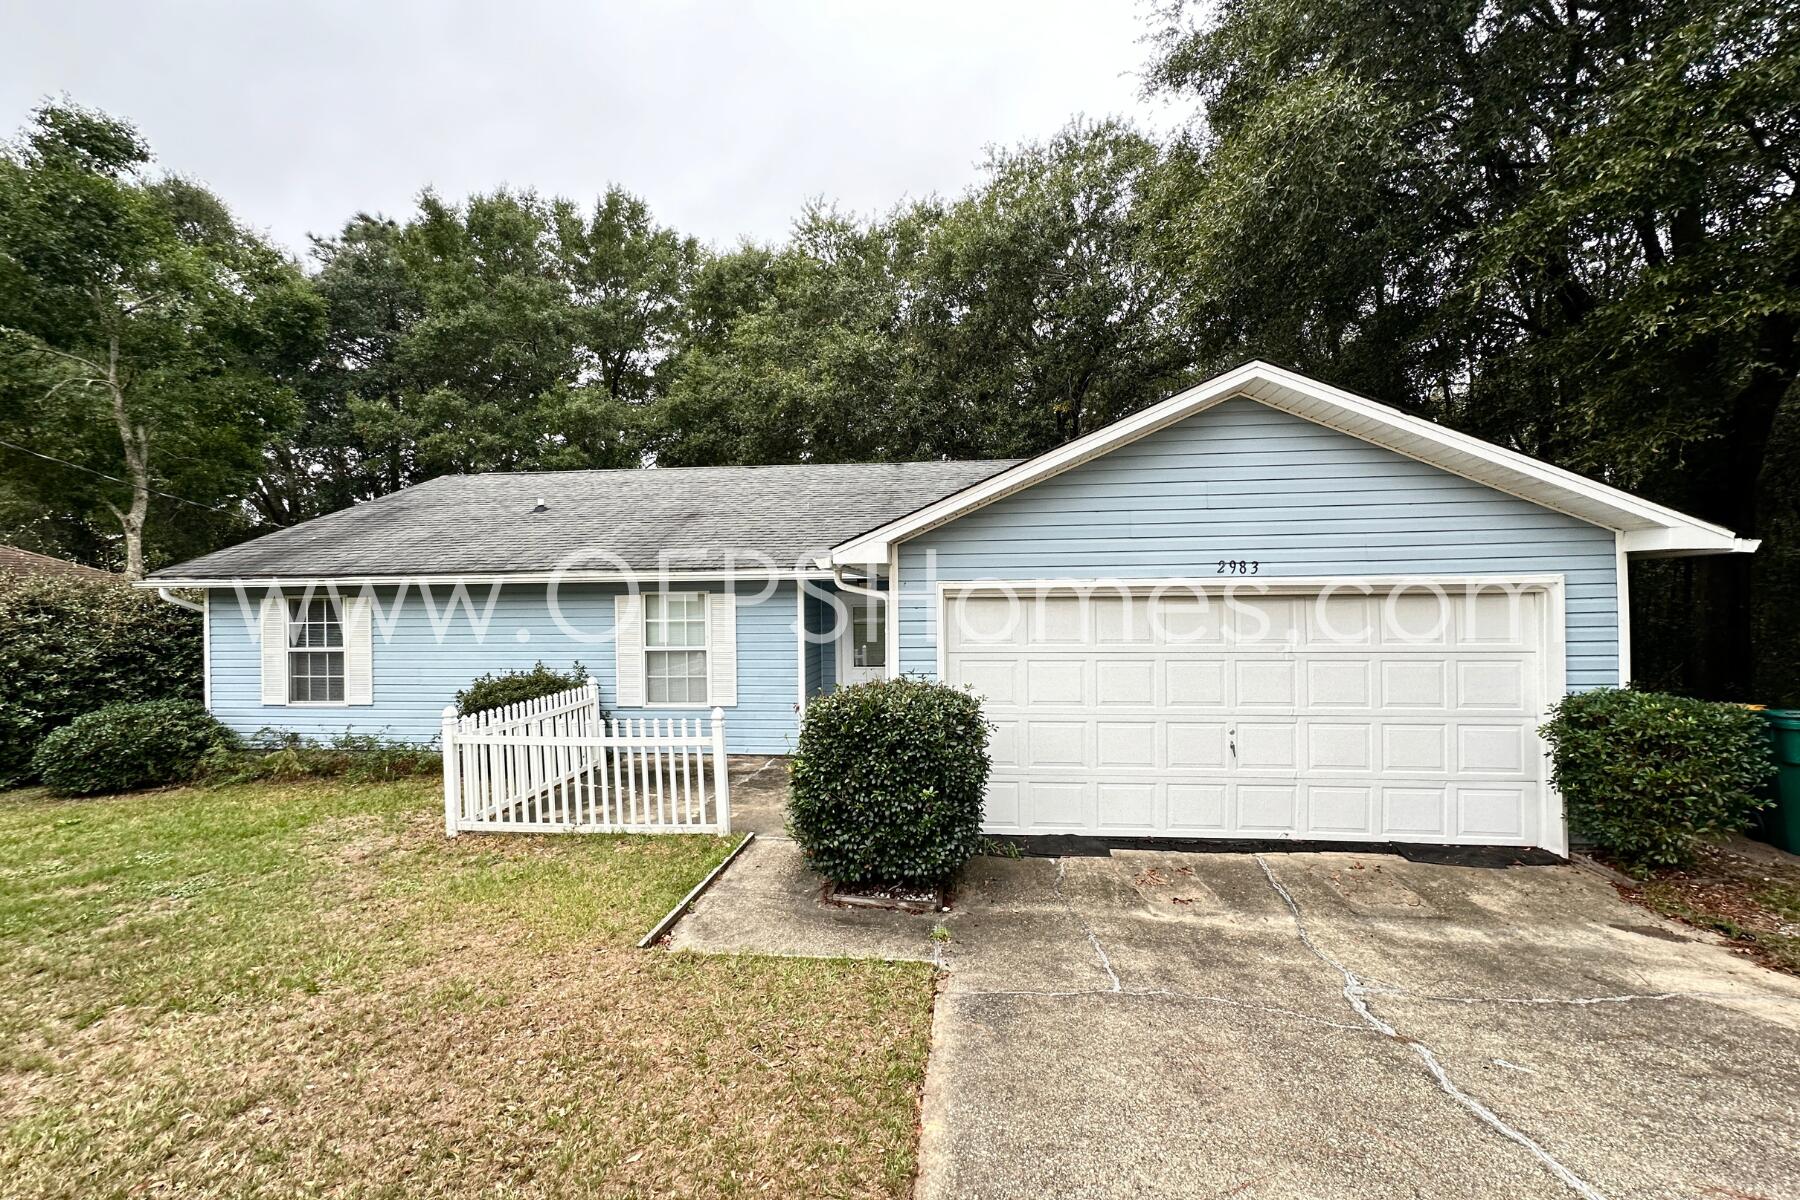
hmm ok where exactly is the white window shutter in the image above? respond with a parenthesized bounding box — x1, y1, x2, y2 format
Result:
(344, 596, 373, 705)
(708, 591, 737, 707)
(614, 593, 644, 708)
(259, 597, 288, 705)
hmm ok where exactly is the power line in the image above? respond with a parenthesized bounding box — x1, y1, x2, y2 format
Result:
(0, 436, 236, 514)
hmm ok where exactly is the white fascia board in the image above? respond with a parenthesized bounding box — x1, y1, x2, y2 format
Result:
(134, 568, 837, 589)
(1619, 529, 1761, 557)
(828, 360, 1745, 563)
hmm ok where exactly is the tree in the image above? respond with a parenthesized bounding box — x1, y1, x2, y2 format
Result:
(1144, 0, 1800, 699)
(652, 208, 930, 465)
(0, 101, 320, 576)
(910, 119, 1193, 457)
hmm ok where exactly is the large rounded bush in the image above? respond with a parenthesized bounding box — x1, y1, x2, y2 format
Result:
(788, 677, 991, 886)
(1540, 688, 1773, 871)
(31, 700, 237, 795)
(456, 661, 592, 716)
(0, 574, 201, 785)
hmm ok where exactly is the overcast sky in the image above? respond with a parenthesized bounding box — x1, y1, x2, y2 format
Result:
(3, 1, 1179, 260)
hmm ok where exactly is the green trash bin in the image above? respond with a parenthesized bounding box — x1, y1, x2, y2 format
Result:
(1760, 709, 1800, 854)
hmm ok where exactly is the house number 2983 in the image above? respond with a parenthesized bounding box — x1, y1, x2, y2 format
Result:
(1216, 559, 1260, 574)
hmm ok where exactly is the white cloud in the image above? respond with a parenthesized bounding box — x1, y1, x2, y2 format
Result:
(3, 0, 1179, 256)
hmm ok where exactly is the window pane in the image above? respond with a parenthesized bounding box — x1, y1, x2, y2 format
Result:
(646, 648, 707, 705)
(289, 647, 346, 703)
(852, 602, 886, 668)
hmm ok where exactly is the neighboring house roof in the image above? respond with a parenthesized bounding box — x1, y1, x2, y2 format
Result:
(146, 459, 1021, 582)
(827, 360, 1756, 566)
(0, 544, 116, 582)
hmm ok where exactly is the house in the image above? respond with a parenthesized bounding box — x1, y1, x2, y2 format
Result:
(0, 544, 117, 582)
(143, 362, 1754, 853)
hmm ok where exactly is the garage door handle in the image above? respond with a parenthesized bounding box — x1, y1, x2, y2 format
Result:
(1228, 726, 1236, 761)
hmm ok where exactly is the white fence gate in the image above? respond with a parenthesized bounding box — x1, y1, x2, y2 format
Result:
(441, 682, 731, 836)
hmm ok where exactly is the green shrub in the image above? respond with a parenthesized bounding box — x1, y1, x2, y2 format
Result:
(0, 574, 202, 785)
(788, 677, 991, 887)
(455, 661, 594, 716)
(202, 729, 441, 784)
(1540, 688, 1774, 871)
(31, 699, 237, 795)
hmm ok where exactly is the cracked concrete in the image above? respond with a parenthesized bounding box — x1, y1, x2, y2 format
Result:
(667, 762, 1800, 1199)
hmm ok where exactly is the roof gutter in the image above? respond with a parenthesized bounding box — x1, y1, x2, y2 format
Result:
(134, 568, 837, 589)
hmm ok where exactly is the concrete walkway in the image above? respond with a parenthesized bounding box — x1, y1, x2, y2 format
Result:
(675, 767, 1800, 1199)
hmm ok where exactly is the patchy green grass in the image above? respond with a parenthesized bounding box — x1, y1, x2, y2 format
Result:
(0, 779, 936, 1198)
(1627, 840, 1800, 976)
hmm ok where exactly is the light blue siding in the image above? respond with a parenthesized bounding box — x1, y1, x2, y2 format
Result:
(897, 397, 1619, 690)
(207, 579, 802, 753)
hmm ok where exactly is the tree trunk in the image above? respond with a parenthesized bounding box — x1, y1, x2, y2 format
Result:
(103, 336, 151, 580)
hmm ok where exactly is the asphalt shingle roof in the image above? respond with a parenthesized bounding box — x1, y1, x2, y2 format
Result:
(0, 544, 117, 582)
(151, 460, 1021, 580)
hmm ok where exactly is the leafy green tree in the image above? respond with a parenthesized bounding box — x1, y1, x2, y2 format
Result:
(0, 101, 322, 576)
(653, 207, 931, 465)
(911, 119, 1193, 456)
(1145, 0, 1800, 699)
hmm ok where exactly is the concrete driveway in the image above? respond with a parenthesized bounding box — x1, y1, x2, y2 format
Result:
(676, 773, 1800, 1199)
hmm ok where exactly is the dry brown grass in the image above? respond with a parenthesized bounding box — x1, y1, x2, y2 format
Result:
(0, 778, 935, 1198)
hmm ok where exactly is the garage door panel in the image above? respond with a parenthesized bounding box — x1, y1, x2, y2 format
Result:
(1234, 722, 1296, 770)
(1455, 660, 1528, 711)
(1460, 591, 1536, 644)
(1382, 786, 1449, 835)
(1096, 659, 1154, 705)
(1155, 596, 1228, 644)
(1306, 723, 1374, 772)
(1307, 785, 1375, 835)
(1379, 660, 1448, 709)
(1026, 660, 1086, 705)
(1096, 783, 1157, 830)
(1167, 722, 1228, 768)
(1168, 784, 1228, 832)
(983, 781, 1021, 828)
(952, 596, 1025, 647)
(1304, 594, 1378, 646)
(1382, 592, 1455, 644)
(989, 719, 1021, 768)
(1305, 659, 1373, 709)
(1166, 660, 1226, 706)
(954, 657, 1019, 703)
(1457, 786, 1528, 839)
(1234, 658, 1297, 707)
(951, 587, 1550, 847)
(1025, 721, 1088, 767)
(1237, 784, 1299, 831)
(1096, 722, 1156, 768)
(1381, 724, 1450, 772)
(1457, 724, 1526, 773)
(1024, 781, 1088, 829)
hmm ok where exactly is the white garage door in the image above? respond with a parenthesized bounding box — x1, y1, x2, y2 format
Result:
(942, 586, 1555, 848)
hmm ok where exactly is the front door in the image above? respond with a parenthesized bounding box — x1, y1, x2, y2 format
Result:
(839, 595, 887, 685)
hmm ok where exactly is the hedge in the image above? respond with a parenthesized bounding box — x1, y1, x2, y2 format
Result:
(788, 676, 991, 887)
(1540, 688, 1773, 871)
(32, 699, 236, 795)
(456, 661, 593, 716)
(0, 573, 202, 785)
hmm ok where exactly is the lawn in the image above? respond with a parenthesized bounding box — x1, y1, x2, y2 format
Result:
(0, 778, 936, 1199)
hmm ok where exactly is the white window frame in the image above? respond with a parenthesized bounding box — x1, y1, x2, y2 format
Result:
(643, 591, 711, 708)
(286, 595, 348, 707)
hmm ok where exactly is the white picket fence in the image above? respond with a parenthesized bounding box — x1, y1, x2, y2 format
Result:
(440, 681, 731, 836)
